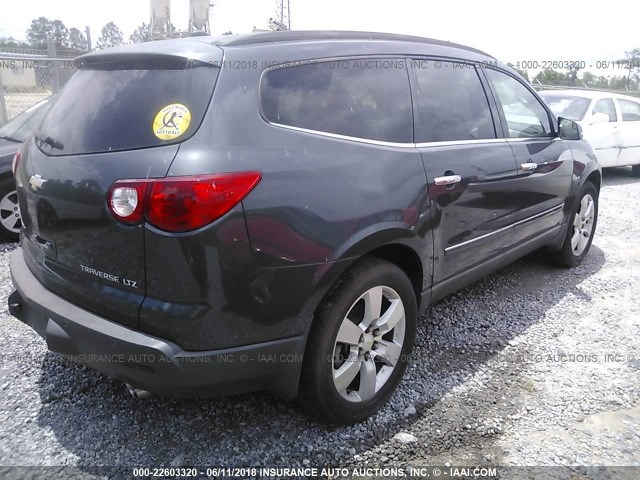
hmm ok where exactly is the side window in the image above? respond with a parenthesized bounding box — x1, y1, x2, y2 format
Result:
(484, 69, 551, 138)
(592, 99, 617, 122)
(261, 59, 413, 143)
(412, 61, 495, 143)
(618, 99, 640, 122)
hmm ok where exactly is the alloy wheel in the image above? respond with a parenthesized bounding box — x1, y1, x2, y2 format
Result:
(571, 193, 595, 256)
(0, 190, 21, 234)
(332, 285, 406, 402)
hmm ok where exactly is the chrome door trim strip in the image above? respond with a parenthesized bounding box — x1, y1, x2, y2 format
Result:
(267, 123, 561, 150)
(506, 137, 558, 143)
(415, 138, 507, 148)
(444, 203, 565, 254)
(267, 122, 417, 148)
(268, 122, 515, 149)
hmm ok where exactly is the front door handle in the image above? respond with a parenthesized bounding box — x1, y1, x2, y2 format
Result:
(434, 175, 462, 186)
(520, 162, 537, 172)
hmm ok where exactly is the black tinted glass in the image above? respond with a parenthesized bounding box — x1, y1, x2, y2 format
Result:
(261, 59, 413, 143)
(413, 61, 495, 143)
(36, 66, 219, 156)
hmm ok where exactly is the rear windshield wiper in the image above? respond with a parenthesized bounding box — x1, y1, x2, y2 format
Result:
(34, 131, 64, 151)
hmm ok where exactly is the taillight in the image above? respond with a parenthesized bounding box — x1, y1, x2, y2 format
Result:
(12, 148, 22, 175)
(107, 172, 262, 233)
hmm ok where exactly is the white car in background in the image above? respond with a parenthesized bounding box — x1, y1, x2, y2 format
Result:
(539, 89, 640, 175)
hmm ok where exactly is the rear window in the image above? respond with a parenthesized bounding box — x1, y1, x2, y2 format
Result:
(36, 63, 219, 156)
(261, 59, 413, 143)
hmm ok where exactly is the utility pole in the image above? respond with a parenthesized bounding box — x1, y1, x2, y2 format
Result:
(85, 26, 92, 50)
(208, 1, 215, 34)
(269, 0, 291, 31)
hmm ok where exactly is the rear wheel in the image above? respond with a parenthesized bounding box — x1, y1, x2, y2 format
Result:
(299, 258, 417, 424)
(548, 181, 598, 267)
(0, 178, 21, 242)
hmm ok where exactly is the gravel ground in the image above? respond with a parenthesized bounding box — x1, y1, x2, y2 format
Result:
(0, 167, 638, 478)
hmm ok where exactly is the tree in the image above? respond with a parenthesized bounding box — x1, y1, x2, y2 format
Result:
(25, 17, 74, 47)
(96, 22, 124, 49)
(567, 64, 582, 86)
(130, 22, 151, 43)
(581, 71, 595, 86)
(580, 72, 609, 89)
(624, 47, 640, 87)
(68, 28, 88, 51)
(507, 63, 529, 81)
(609, 75, 628, 90)
(595, 76, 610, 89)
(0, 37, 30, 48)
(534, 68, 569, 86)
(26, 17, 71, 47)
(50, 20, 69, 47)
(26, 17, 54, 47)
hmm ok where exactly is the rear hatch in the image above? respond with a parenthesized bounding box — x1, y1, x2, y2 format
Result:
(15, 48, 220, 328)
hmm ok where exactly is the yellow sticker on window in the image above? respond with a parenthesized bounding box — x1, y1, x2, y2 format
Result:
(152, 104, 192, 140)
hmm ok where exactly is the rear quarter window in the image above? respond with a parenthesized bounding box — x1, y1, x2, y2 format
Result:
(618, 98, 640, 121)
(36, 64, 219, 156)
(260, 59, 413, 143)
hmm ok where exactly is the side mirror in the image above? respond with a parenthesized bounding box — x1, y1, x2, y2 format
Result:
(558, 117, 582, 140)
(591, 112, 610, 124)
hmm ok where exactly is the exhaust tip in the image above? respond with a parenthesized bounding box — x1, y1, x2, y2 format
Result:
(126, 383, 152, 399)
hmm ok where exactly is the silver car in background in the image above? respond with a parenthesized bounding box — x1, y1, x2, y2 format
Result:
(539, 89, 640, 175)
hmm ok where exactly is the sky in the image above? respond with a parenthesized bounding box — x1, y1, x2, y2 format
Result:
(0, 0, 638, 71)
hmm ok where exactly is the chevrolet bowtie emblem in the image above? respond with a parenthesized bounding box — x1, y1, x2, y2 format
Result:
(29, 174, 47, 191)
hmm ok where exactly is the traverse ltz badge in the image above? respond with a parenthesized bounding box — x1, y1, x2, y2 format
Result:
(153, 103, 192, 140)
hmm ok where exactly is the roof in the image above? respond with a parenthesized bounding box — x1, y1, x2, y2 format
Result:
(76, 30, 495, 66)
(211, 30, 494, 58)
(539, 89, 640, 102)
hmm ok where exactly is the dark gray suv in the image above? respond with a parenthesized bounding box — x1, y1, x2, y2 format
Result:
(8, 31, 600, 424)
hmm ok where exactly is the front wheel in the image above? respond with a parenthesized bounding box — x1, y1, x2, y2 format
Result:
(299, 258, 417, 424)
(548, 181, 598, 267)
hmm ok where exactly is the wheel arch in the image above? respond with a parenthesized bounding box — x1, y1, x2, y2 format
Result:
(586, 169, 601, 192)
(364, 243, 424, 308)
(307, 238, 427, 332)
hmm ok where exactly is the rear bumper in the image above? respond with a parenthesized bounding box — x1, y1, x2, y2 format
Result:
(8, 248, 304, 399)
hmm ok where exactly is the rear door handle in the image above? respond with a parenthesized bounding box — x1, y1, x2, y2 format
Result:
(520, 162, 537, 172)
(434, 175, 461, 186)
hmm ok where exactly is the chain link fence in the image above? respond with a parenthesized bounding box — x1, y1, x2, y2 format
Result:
(0, 44, 80, 126)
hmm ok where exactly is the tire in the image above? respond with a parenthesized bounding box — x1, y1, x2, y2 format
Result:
(299, 257, 417, 424)
(0, 177, 21, 242)
(632, 165, 640, 177)
(548, 181, 598, 268)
